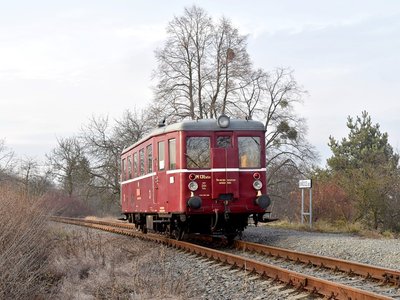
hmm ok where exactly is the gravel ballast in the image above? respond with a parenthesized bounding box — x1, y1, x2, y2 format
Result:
(242, 225, 400, 270)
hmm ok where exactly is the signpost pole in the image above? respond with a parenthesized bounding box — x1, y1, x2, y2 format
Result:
(309, 187, 312, 228)
(301, 188, 304, 224)
(299, 179, 312, 228)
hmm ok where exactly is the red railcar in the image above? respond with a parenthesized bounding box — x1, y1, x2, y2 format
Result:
(120, 116, 271, 240)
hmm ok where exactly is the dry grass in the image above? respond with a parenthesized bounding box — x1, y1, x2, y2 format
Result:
(0, 183, 54, 299)
(49, 225, 190, 299)
(0, 181, 191, 299)
(266, 218, 398, 238)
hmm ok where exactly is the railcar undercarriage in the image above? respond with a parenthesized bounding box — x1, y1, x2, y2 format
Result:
(124, 212, 257, 241)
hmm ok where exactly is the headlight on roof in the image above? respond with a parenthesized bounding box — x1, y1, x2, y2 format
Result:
(217, 114, 230, 128)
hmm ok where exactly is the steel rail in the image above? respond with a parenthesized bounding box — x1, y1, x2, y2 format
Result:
(51, 217, 394, 300)
(49, 216, 134, 229)
(233, 240, 400, 286)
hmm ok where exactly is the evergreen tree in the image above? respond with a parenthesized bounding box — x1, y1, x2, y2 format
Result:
(327, 111, 399, 229)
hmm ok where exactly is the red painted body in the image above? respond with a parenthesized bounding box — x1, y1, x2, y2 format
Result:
(120, 118, 270, 237)
(121, 131, 266, 215)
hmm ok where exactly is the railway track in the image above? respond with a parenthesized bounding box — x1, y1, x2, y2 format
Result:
(51, 216, 399, 299)
(233, 240, 400, 285)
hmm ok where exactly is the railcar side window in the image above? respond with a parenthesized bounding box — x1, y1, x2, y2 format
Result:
(168, 139, 176, 170)
(133, 152, 138, 178)
(139, 149, 145, 176)
(147, 144, 153, 173)
(238, 137, 261, 168)
(186, 137, 210, 168)
(158, 141, 165, 170)
(127, 156, 132, 179)
(121, 158, 126, 181)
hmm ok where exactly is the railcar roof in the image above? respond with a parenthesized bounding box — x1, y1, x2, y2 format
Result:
(122, 118, 265, 154)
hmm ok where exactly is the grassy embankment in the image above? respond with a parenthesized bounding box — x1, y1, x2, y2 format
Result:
(0, 184, 189, 299)
(0, 184, 53, 298)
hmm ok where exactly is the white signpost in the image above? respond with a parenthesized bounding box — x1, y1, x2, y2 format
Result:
(299, 179, 312, 228)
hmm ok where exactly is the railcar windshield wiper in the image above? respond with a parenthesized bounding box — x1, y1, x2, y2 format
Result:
(184, 153, 201, 168)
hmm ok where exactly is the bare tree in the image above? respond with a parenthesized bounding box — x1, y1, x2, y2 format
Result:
(81, 109, 151, 205)
(0, 139, 14, 178)
(153, 6, 253, 121)
(261, 69, 318, 188)
(17, 157, 53, 197)
(153, 6, 212, 120)
(225, 68, 266, 119)
(153, 7, 318, 213)
(47, 137, 91, 198)
(113, 109, 152, 147)
(214, 66, 318, 187)
(18, 157, 38, 196)
(207, 17, 252, 117)
(81, 116, 120, 201)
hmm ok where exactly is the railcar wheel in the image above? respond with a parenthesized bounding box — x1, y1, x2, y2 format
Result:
(225, 228, 238, 245)
(226, 233, 236, 245)
(171, 227, 184, 240)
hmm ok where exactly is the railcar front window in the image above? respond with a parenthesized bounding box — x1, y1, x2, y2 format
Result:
(186, 137, 210, 168)
(238, 137, 261, 168)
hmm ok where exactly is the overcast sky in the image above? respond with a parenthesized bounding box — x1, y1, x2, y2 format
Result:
(1, 0, 399, 165)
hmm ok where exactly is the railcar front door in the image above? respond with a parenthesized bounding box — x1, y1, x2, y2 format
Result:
(211, 133, 239, 200)
(154, 140, 168, 213)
